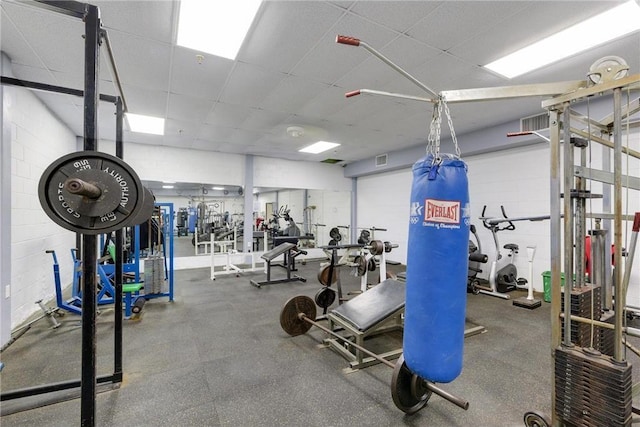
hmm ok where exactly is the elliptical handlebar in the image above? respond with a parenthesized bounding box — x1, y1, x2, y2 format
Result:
(500, 206, 516, 231)
(480, 205, 516, 232)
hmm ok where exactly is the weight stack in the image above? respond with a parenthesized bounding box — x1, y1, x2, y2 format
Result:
(555, 345, 632, 427)
(155, 256, 165, 294)
(560, 285, 614, 356)
(144, 257, 155, 294)
(144, 256, 162, 295)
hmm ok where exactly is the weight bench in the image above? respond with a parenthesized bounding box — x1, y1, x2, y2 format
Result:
(325, 279, 405, 371)
(250, 242, 307, 288)
(324, 278, 487, 371)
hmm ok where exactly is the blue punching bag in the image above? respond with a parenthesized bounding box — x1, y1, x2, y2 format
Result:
(404, 153, 470, 383)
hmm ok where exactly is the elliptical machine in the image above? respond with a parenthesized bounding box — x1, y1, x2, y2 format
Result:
(477, 205, 527, 300)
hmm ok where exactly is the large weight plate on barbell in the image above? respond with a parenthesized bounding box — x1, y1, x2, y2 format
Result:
(38, 151, 144, 235)
(391, 354, 431, 415)
(280, 295, 316, 336)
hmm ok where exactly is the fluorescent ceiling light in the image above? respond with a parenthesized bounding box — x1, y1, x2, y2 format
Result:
(162, 185, 174, 189)
(177, 0, 262, 60)
(299, 141, 340, 154)
(163, 181, 175, 184)
(212, 186, 224, 190)
(484, 0, 640, 78)
(125, 113, 165, 135)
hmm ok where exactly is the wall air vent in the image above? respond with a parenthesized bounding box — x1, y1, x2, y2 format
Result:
(520, 112, 549, 132)
(375, 154, 388, 167)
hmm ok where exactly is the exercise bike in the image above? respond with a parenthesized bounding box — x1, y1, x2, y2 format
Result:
(476, 206, 528, 300)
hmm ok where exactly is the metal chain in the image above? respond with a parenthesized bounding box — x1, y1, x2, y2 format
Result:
(427, 99, 442, 158)
(427, 97, 461, 159)
(442, 98, 461, 157)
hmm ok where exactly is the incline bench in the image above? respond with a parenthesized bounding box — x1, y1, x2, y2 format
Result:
(250, 242, 307, 288)
(325, 279, 406, 371)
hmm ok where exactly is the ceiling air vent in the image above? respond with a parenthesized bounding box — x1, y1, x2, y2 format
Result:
(375, 154, 388, 167)
(520, 112, 549, 132)
(321, 158, 342, 164)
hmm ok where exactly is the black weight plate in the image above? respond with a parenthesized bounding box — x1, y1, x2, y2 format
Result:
(314, 287, 336, 309)
(38, 152, 144, 235)
(127, 187, 155, 226)
(329, 227, 341, 240)
(317, 265, 338, 287)
(391, 354, 430, 415)
(280, 295, 316, 336)
(63, 169, 121, 216)
(354, 255, 367, 277)
(368, 258, 376, 272)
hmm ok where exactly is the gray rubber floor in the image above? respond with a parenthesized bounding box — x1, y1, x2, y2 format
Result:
(0, 256, 636, 426)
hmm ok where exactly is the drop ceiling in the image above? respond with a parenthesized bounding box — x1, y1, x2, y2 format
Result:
(1, 1, 639, 165)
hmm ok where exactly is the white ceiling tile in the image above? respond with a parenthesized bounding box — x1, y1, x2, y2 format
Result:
(292, 12, 399, 84)
(219, 62, 285, 106)
(169, 47, 234, 100)
(92, 1, 177, 44)
(1, 3, 85, 74)
(105, 32, 172, 91)
(205, 102, 252, 128)
(198, 125, 235, 142)
(120, 85, 168, 117)
(259, 76, 331, 114)
(297, 85, 352, 119)
(239, 1, 344, 74)
(350, 1, 443, 33)
(449, 1, 621, 65)
(164, 118, 201, 138)
(167, 93, 215, 123)
(407, 2, 529, 51)
(240, 109, 290, 133)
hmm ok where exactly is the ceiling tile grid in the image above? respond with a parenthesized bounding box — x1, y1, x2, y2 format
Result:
(218, 61, 286, 107)
(169, 47, 234, 100)
(239, 1, 345, 74)
(3, 0, 637, 164)
(94, 0, 177, 44)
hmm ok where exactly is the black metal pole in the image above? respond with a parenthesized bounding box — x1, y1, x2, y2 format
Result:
(113, 97, 124, 381)
(81, 5, 100, 427)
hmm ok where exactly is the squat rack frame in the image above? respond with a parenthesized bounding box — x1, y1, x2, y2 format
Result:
(336, 34, 640, 426)
(1, 1, 134, 426)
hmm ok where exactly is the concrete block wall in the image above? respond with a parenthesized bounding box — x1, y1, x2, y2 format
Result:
(9, 86, 77, 327)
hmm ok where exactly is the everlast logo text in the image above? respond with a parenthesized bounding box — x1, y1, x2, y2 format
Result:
(425, 199, 460, 224)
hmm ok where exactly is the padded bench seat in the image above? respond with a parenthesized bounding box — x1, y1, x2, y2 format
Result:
(325, 279, 405, 370)
(330, 279, 405, 331)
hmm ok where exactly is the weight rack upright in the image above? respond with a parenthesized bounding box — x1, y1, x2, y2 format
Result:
(544, 69, 640, 427)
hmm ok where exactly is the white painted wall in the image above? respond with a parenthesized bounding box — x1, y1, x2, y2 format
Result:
(356, 139, 640, 294)
(9, 86, 77, 327)
(254, 157, 351, 191)
(100, 140, 245, 187)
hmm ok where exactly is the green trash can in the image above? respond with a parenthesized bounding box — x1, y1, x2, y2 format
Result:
(542, 271, 565, 302)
